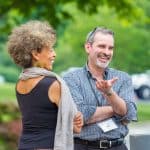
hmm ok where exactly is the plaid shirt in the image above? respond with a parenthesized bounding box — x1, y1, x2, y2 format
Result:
(63, 65, 137, 140)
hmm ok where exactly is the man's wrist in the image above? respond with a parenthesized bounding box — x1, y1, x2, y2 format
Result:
(104, 88, 114, 96)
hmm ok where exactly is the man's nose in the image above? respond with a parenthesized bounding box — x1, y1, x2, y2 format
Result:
(103, 47, 110, 55)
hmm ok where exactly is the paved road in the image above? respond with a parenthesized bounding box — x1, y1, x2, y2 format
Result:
(126, 122, 150, 149)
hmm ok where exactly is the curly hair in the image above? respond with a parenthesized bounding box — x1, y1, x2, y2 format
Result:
(7, 20, 56, 68)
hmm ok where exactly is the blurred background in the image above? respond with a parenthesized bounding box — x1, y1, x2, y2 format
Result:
(0, 0, 149, 149)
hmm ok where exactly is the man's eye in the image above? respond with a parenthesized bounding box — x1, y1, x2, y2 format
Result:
(99, 45, 105, 48)
(109, 47, 114, 50)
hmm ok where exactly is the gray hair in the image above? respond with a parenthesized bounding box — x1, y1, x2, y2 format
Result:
(7, 20, 56, 68)
(86, 27, 114, 43)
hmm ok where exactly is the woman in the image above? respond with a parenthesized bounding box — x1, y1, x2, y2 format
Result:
(7, 20, 83, 150)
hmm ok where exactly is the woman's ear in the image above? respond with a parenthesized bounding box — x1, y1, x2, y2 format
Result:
(31, 50, 39, 61)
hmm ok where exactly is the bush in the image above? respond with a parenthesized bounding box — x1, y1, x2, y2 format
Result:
(0, 101, 21, 150)
(0, 65, 20, 83)
(0, 101, 20, 123)
(0, 83, 16, 101)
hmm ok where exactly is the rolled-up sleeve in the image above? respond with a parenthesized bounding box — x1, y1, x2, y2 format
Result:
(115, 75, 137, 122)
(63, 73, 96, 122)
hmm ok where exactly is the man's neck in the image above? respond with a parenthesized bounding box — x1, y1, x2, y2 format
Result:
(88, 63, 105, 80)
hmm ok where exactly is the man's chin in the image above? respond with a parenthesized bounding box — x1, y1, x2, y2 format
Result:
(96, 62, 109, 68)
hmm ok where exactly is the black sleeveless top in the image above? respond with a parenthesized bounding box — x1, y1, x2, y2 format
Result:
(16, 76, 58, 149)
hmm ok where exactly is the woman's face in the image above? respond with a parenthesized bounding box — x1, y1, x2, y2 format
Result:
(32, 46, 56, 70)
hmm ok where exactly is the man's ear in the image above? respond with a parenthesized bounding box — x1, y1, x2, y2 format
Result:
(31, 50, 39, 61)
(85, 43, 91, 54)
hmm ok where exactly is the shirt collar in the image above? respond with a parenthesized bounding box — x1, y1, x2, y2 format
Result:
(84, 62, 108, 80)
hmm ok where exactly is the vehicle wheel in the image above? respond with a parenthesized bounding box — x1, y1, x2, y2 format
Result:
(137, 85, 150, 100)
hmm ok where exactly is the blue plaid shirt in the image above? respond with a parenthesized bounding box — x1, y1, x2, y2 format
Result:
(63, 65, 137, 140)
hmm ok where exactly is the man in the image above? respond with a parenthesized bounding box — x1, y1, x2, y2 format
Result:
(63, 27, 137, 150)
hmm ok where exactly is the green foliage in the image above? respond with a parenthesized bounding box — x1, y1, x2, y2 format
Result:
(0, 66, 20, 83)
(0, 83, 20, 150)
(0, 140, 12, 150)
(0, 101, 19, 123)
(113, 26, 150, 73)
(0, 45, 16, 67)
(0, 0, 149, 81)
(55, 3, 150, 74)
(0, 102, 20, 150)
(0, 83, 16, 101)
(0, 44, 21, 83)
(0, 0, 140, 34)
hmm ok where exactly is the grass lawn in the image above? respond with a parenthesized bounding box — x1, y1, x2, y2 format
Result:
(137, 102, 150, 121)
(0, 83, 16, 102)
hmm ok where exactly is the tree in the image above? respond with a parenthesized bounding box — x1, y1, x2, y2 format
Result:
(0, 0, 149, 82)
(0, 0, 141, 34)
(55, 2, 150, 74)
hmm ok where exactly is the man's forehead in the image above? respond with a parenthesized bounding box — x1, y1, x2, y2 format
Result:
(94, 32, 114, 44)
